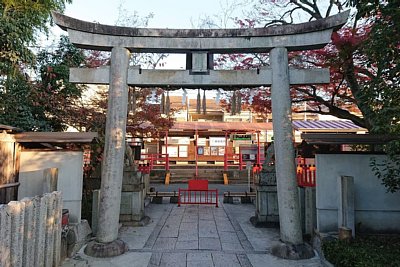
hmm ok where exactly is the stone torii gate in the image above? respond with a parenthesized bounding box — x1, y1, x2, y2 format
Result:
(52, 11, 348, 258)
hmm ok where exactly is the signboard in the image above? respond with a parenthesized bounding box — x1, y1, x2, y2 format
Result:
(197, 138, 207, 146)
(209, 137, 226, 147)
(240, 146, 265, 162)
(233, 134, 252, 140)
(179, 146, 188, 157)
(294, 131, 302, 143)
(162, 146, 178, 157)
(167, 137, 190, 145)
(233, 140, 252, 146)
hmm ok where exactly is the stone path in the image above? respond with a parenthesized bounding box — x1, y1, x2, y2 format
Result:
(143, 204, 254, 267)
(63, 200, 323, 267)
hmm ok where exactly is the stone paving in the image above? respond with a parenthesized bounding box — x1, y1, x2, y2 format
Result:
(63, 199, 323, 267)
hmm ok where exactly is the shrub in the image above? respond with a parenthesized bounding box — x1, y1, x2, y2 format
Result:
(322, 235, 400, 267)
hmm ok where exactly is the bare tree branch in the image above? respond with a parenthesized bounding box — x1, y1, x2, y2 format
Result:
(326, 1, 335, 17)
(264, 19, 289, 27)
(294, 85, 367, 128)
(290, 0, 322, 19)
(252, 53, 269, 66)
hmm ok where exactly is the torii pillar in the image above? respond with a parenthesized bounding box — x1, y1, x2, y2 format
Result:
(270, 47, 305, 249)
(85, 47, 131, 256)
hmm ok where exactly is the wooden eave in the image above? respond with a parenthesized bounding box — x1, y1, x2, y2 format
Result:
(13, 132, 98, 143)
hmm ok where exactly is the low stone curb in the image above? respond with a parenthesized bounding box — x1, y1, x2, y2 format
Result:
(312, 230, 336, 267)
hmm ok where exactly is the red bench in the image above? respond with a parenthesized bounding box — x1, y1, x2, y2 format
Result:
(178, 179, 218, 207)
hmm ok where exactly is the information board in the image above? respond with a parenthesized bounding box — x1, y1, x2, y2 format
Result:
(209, 137, 226, 147)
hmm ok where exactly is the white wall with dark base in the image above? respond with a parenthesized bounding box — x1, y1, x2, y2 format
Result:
(316, 154, 400, 234)
(18, 151, 84, 223)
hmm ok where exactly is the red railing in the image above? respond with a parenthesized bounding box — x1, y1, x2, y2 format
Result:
(178, 180, 218, 207)
(224, 153, 244, 171)
(138, 153, 170, 172)
(224, 153, 265, 172)
(296, 157, 316, 187)
(252, 164, 262, 174)
(137, 164, 152, 174)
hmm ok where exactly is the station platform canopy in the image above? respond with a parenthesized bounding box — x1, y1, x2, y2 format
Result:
(170, 122, 273, 133)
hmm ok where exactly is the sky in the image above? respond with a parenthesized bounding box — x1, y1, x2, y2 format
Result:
(48, 0, 252, 71)
(62, 0, 241, 28)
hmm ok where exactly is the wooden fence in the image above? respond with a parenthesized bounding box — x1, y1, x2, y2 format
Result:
(0, 136, 20, 204)
(0, 191, 62, 267)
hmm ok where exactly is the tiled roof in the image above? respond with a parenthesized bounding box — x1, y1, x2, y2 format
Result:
(169, 120, 365, 132)
(292, 120, 365, 131)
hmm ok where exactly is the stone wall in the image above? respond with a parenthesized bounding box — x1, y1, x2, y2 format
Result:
(316, 154, 400, 233)
(0, 191, 62, 267)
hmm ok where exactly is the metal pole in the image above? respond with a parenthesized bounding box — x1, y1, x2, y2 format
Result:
(257, 131, 261, 166)
(195, 129, 198, 178)
(165, 130, 168, 170)
(225, 131, 228, 171)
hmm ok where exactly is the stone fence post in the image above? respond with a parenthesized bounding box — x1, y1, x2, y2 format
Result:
(298, 186, 317, 236)
(0, 191, 62, 267)
(43, 168, 58, 193)
(338, 176, 355, 237)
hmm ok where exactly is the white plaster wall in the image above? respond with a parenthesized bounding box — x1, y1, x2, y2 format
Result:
(18, 151, 84, 223)
(316, 154, 400, 233)
(18, 169, 45, 198)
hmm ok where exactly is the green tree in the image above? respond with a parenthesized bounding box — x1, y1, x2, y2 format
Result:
(0, 0, 71, 75)
(0, 35, 86, 131)
(0, 74, 48, 130)
(354, 0, 400, 193)
(352, 0, 400, 134)
(36, 35, 86, 131)
(218, 0, 399, 132)
(0, 0, 73, 130)
(219, 0, 400, 191)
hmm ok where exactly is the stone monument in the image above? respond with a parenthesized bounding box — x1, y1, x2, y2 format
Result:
(119, 143, 149, 225)
(120, 165, 150, 226)
(251, 143, 279, 227)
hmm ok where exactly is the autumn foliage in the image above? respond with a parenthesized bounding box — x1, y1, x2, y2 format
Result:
(215, 1, 399, 131)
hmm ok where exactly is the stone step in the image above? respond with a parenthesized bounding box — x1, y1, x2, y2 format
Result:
(167, 179, 224, 184)
(150, 168, 251, 184)
(169, 170, 224, 174)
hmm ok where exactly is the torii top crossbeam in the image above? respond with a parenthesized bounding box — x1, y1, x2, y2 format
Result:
(51, 11, 349, 89)
(52, 11, 349, 53)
